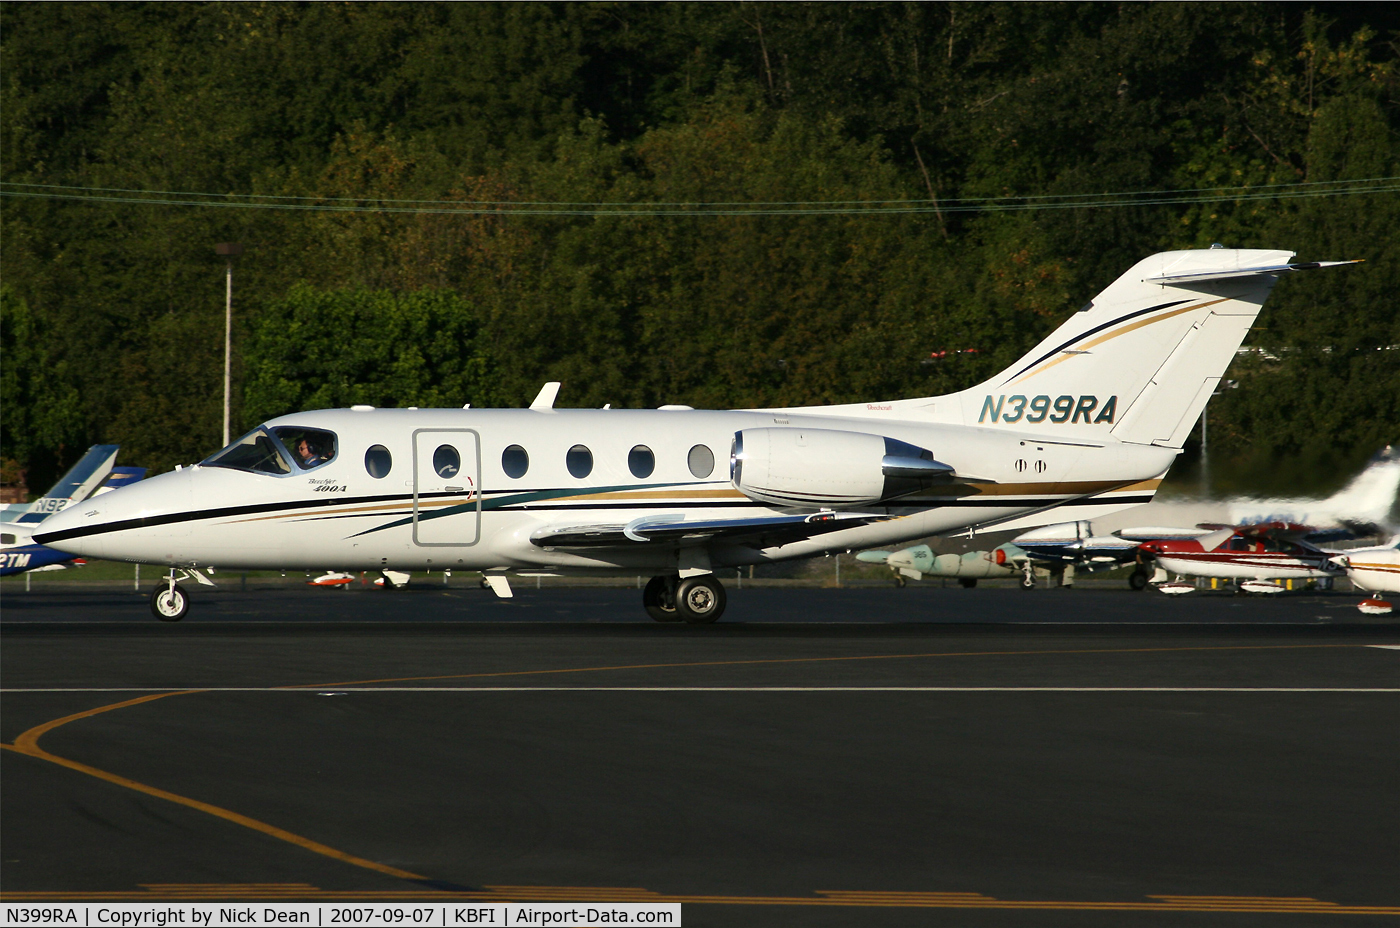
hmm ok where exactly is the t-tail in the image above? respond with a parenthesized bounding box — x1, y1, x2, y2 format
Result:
(940, 248, 1358, 446)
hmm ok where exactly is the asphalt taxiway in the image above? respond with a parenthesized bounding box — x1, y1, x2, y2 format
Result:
(2, 586, 1397, 925)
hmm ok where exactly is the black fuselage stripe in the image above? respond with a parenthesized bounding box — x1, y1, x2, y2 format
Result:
(36, 490, 1153, 544)
(1002, 300, 1190, 383)
(33, 492, 430, 543)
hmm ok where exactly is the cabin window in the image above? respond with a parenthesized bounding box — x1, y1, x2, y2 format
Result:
(688, 444, 714, 478)
(203, 427, 292, 475)
(365, 445, 392, 478)
(502, 445, 529, 479)
(272, 427, 338, 471)
(628, 445, 655, 479)
(1, 534, 15, 545)
(567, 444, 593, 479)
(433, 444, 460, 478)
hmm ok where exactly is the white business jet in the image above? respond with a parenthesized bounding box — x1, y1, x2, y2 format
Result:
(36, 248, 1355, 622)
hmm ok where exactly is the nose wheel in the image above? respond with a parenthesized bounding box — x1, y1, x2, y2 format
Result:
(150, 581, 190, 621)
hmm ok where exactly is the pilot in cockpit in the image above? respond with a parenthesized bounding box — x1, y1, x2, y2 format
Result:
(295, 437, 329, 468)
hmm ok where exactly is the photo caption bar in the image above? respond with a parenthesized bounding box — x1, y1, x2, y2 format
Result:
(0, 904, 680, 928)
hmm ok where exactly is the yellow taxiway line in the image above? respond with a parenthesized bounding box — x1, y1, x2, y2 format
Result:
(4, 642, 1395, 908)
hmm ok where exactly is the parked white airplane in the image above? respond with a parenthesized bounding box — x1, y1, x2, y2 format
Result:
(36, 248, 1355, 622)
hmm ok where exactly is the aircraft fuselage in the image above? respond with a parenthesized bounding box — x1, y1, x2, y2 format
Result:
(38, 406, 1174, 575)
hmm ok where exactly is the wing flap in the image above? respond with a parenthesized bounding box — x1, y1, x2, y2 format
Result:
(530, 511, 884, 548)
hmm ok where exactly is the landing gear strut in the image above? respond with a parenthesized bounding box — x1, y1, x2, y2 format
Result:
(644, 574, 727, 623)
(150, 578, 190, 621)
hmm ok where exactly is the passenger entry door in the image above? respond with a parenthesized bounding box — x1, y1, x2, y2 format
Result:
(412, 429, 481, 546)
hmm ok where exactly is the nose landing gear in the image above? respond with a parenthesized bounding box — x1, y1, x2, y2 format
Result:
(643, 573, 727, 623)
(146, 567, 215, 621)
(150, 579, 190, 621)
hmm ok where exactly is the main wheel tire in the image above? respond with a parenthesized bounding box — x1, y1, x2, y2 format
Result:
(676, 575, 726, 624)
(959, 578, 978, 589)
(643, 575, 682, 622)
(1129, 568, 1150, 591)
(1019, 572, 1036, 590)
(150, 582, 189, 621)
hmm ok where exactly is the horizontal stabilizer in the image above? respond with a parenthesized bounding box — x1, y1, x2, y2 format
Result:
(1143, 260, 1360, 285)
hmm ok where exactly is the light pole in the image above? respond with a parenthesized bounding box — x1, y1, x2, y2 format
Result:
(215, 243, 243, 446)
(1199, 379, 1238, 498)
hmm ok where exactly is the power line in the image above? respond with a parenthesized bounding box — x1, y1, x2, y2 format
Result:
(3, 176, 1394, 208)
(1, 178, 1396, 217)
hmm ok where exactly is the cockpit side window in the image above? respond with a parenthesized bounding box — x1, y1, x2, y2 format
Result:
(202, 427, 292, 475)
(272, 427, 338, 471)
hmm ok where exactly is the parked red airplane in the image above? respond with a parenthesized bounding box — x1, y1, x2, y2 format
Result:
(1137, 522, 1343, 594)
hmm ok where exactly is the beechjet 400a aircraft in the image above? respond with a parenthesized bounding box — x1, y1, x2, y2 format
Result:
(36, 247, 1356, 622)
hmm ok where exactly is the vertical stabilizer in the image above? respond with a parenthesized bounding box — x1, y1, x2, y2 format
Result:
(930, 249, 1355, 446)
(12, 445, 120, 523)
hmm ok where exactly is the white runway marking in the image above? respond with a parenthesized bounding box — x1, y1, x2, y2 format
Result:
(3, 686, 1398, 693)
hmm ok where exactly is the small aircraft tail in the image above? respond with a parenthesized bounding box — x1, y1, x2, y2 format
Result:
(1227, 445, 1400, 530)
(12, 444, 120, 524)
(1320, 446, 1400, 528)
(936, 248, 1356, 446)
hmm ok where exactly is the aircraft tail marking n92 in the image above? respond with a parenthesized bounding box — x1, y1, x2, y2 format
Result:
(34, 248, 1357, 622)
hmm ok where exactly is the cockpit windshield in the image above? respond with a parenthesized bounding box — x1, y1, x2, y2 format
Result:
(203, 426, 337, 475)
(273, 427, 337, 470)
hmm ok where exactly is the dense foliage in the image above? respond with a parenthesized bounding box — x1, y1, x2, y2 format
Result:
(3, 2, 1398, 493)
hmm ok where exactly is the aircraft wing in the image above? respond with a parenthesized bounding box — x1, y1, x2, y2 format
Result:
(1203, 520, 1348, 549)
(530, 511, 884, 549)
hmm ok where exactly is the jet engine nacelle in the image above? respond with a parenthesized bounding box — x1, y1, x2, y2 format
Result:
(730, 428, 953, 508)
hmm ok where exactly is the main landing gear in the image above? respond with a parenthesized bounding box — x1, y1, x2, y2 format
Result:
(643, 574, 727, 624)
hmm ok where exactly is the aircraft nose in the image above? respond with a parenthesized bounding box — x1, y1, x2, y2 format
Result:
(31, 503, 102, 557)
(33, 468, 193, 560)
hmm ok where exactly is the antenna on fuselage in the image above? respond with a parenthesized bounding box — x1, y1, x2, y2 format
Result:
(530, 382, 561, 410)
